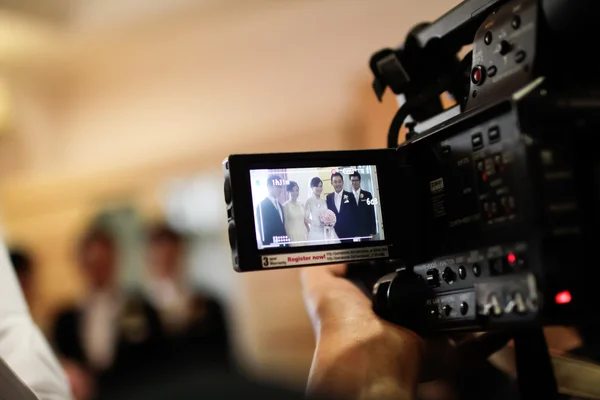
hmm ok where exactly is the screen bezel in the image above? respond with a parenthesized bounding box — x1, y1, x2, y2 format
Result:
(226, 149, 399, 271)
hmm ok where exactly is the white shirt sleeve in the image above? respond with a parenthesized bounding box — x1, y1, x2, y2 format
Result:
(0, 242, 73, 400)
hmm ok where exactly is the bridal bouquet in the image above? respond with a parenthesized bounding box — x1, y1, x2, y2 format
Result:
(320, 209, 337, 227)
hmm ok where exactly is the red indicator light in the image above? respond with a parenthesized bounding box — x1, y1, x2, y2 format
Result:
(482, 172, 487, 181)
(507, 253, 516, 264)
(555, 290, 571, 305)
(472, 67, 483, 84)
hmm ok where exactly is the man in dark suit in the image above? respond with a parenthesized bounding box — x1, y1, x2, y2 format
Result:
(257, 175, 287, 246)
(144, 223, 231, 369)
(326, 172, 356, 242)
(53, 228, 165, 398)
(350, 171, 377, 240)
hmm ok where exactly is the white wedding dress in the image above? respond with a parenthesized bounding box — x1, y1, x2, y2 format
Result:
(305, 196, 341, 245)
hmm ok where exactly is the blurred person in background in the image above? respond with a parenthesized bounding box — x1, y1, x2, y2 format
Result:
(52, 227, 164, 399)
(144, 223, 230, 371)
(9, 248, 94, 400)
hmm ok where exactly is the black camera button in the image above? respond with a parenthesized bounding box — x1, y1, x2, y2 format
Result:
(512, 15, 521, 29)
(224, 177, 232, 205)
(515, 50, 526, 63)
(488, 126, 500, 143)
(472, 132, 484, 150)
(484, 31, 493, 45)
(442, 267, 456, 284)
(472, 263, 481, 277)
(458, 265, 467, 279)
(487, 65, 497, 77)
(443, 304, 452, 316)
(498, 40, 512, 56)
(460, 302, 469, 315)
(426, 269, 440, 287)
(228, 221, 237, 249)
(489, 258, 503, 275)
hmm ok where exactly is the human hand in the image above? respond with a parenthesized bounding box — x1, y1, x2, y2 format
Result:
(60, 358, 94, 400)
(301, 264, 424, 400)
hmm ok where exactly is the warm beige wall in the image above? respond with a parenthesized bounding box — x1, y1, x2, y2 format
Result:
(0, 0, 460, 178)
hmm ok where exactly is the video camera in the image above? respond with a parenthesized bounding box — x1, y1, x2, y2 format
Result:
(223, 0, 600, 336)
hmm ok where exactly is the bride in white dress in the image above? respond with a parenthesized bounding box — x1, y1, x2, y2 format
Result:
(305, 177, 341, 245)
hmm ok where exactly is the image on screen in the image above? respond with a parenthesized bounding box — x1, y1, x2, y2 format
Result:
(250, 165, 385, 250)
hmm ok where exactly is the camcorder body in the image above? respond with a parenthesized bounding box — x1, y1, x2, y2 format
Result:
(223, 0, 600, 335)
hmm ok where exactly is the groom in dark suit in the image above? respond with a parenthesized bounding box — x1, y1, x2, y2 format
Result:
(350, 171, 377, 240)
(257, 175, 287, 246)
(326, 172, 356, 242)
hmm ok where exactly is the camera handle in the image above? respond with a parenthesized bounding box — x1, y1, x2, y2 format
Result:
(351, 262, 561, 398)
(513, 328, 560, 400)
(437, 329, 561, 398)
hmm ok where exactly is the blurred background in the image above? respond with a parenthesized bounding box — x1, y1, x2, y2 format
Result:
(0, 0, 459, 398)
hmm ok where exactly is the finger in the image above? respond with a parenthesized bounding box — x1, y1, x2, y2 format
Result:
(420, 333, 511, 382)
(420, 338, 457, 381)
(455, 331, 512, 360)
(300, 265, 342, 330)
(327, 263, 347, 277)
(300, 264, 347, 289)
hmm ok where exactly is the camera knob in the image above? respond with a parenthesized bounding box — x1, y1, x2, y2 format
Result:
(373, 268, 428, 331)
(498, 40, 512, 55)
(442, 266, 456, 284)
(373, 272, 397, 321)
(405, 121, 418, 140)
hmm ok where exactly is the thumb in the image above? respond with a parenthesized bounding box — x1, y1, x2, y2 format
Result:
(300, 264, 347, 290)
